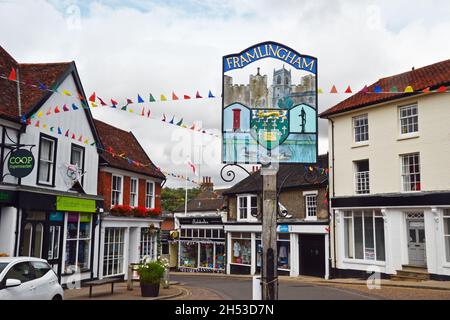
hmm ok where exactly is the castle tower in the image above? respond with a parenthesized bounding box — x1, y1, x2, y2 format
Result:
(271, 65, 291, 108)
(249, 67, 268, 108)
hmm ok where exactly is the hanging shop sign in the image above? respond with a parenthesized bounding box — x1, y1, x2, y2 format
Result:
(56, 196, 96, 213)
(8, 148, 35, 178)
(222, 41, 318, 164)
(178, 217, 223, 225)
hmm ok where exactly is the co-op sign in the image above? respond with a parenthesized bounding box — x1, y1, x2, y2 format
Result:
(8, 149, 35, 178)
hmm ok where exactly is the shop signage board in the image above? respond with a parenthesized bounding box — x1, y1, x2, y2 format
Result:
(277, 225, 289, 233)
(8, 148, 35, 178)
(56, 196, 96, 213)
(178, 217, 223, 225)
(222, 41, 318, 164)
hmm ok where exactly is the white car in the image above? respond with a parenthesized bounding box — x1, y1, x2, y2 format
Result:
(0, 257, 64, 300)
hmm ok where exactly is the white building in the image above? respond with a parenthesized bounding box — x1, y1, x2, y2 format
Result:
(320, 59, 450, 280)
(0, 46, 103, 284)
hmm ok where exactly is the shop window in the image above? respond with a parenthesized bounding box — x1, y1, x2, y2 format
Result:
(444, 209, 450, 262)
(103, 227, 125, 277)
(145, 181, 155, 208)
(48, 226, 61, 260)
(180, 229, 186, 238)
(231, 232, 251, 265)
(65, 213, 92, 274)
(237, 195, 258, 221)
(22, 223, 33, 257)
(199, 229, 205, 238)
(343, 210, 385, 261)
(401, 153, 421, 192)
(215, 244, 225, 269)
(130, 178, 138, 207)
(111, 175, 123, 206)
(205, 229, 212, 238)
(193, 229, 199, 238)
(37, 134, 57, 185)
(180, 242, 198, 268)
(200, 243, 214, 268)
(140, 228, 157, 261)
(277, 233, 290, 270)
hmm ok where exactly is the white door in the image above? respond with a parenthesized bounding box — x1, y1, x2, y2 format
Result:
(407, 220, 426, 267)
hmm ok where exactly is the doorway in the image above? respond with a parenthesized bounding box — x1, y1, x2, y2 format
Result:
(406, 212, 426, 267)
(298, 234, 325, 277)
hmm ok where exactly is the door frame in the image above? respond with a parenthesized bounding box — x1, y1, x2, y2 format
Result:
(405, 212, 426, 267)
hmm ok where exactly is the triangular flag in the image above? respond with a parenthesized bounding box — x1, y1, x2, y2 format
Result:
(390, 86, 398, 93)
(46, 108, 52, 116)
(89, 92, 96, 102)
(98, 97, 108, 106)
(63, 90, 72, 96)
(50, 83, 58, 93)
(344, 85, 352, 93)
(160, 94, 167, 101)
(176, 118, 183, 126)
(8, 67, 16, 81)
(72, 133, 76, 139)
(20, 115, 26, 124)
(169, 116, 175, 124)
(149, 94, 156, 102)
(58, 127, 62, 135)
(54, 106, 60, 113)
(37, 111, 43, 118)
(172, 92, 179, 100)
(373, 85, 382, 93)
(190, 123, 196, 130)
(208, 90, 215, 98)
(147, 110, 151, 118)
(50, 127, 54, 132)
(38, 83, 46, 91)
(121, 105, 127, 111)
(90, 101, 98, 108)
(65, 130, 69, 137)
(63, 104, 69, 112)
(196, 91, 202, 98)
(404, 86, 414, 93)
(90, 142, 96, 146)
(437, 86, 446, 93)
(184, 94, 191, 99)
(72, 103, 79, 110)
(137, 94, 145, 103)
(360, 85, 369, 93)
(35, 121, 40, 127)
(78, 135, 83, 142)
(126, 98, 133, 104)
(422, 87, 430, 93)
(26, 118, 31, 125)
(111, 99, 118, 107)
(42, 124, 47, 129)
(162, 114, 166, 121)
(84, 139, 88, 144)
(141, 108, 145, 116)
(330, 85, 338, 93)
(129, 109, 134, 113)
(78, 93, 84, 101)
(317, 88, 323, 94)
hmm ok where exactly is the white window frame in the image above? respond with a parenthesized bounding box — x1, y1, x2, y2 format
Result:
(145, 181, 155, 209)
(64, 213, 92, 274)
(303, 190, 318, 220)
(443, 209, 450, 263)
(354, 160, 370, 194)
(140, 228, 157, 261)
(352, 114, 369, 143)
(38, 136, 56, 185)
(399, 104, 418, 135)
(343, 210, 385, 262)
(400, 153, 421, 192)
(103, 227, 125, 277)
(129, 178, 138, 207)
(237, 194, 258, 222)
(111, 175, 123, 206)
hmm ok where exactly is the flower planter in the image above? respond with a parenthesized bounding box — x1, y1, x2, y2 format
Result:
(140, 282, 160, 297)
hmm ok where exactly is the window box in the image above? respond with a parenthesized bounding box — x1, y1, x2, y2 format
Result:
(110, 204, 161, 217)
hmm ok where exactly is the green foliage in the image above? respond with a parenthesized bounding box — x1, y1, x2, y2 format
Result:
(137, 261, 165, 285)
(161, 187, 201, 212)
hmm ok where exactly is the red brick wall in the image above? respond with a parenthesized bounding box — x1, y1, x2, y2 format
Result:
(98, 171, 112, 209)
(123, 176, 130, 207)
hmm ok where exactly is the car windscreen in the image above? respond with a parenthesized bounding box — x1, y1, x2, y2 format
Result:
(0, 262, 8, 274)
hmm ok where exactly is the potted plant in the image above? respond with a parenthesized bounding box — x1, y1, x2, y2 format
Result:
(137, 260, 165, 297)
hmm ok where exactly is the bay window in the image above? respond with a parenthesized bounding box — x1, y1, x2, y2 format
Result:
(343, 210, 385, 261)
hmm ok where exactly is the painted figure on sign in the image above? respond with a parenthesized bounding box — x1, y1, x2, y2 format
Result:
(300, 107, 306, 133)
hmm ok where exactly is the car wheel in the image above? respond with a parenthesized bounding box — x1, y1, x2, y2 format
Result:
(52, 294, 63, 300)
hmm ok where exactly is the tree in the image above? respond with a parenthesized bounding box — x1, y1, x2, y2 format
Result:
(161, 187, 201, 212)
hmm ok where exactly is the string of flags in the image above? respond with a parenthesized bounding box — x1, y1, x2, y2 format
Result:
(305, 165, 329, 176)
(322, 84, 449, 94)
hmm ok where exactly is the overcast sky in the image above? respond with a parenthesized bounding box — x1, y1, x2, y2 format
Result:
(0, 0, 449, 188)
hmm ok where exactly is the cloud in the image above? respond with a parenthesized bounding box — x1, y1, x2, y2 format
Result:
(0, 0, 449, 188)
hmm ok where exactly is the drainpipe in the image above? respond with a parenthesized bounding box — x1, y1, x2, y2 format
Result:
(330, 118, 337, 275)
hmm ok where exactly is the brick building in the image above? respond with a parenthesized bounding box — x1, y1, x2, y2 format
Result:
(223, 155, 330, 278)
(94, 119, 165, 280)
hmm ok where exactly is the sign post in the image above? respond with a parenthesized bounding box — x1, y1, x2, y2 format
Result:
(221, 42, 318, 300)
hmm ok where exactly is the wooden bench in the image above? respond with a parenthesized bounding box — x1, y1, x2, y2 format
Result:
(84, 278, 123, 298)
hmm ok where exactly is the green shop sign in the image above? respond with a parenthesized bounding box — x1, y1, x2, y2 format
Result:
(56, 196, 96, 213)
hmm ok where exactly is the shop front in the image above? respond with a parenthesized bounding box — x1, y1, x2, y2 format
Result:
(225, 222, 329, 278)
(177, 216, 225, 273)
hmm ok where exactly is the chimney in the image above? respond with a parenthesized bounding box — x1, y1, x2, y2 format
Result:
(201, 176, 214, 191)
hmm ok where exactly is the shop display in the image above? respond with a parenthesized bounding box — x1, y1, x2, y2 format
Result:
(180, 242, 198, 268)
(231, 239, 251, 265)
(215, 244, 225, 269)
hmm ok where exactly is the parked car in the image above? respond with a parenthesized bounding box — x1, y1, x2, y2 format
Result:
(0, 257, 64, 300)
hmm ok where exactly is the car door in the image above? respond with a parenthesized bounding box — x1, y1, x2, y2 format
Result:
(1, 262, 37, 300)
(30, 261, 57, 300)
